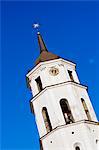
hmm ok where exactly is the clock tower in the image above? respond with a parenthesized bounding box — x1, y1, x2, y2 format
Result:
(26, 30, 99, 150)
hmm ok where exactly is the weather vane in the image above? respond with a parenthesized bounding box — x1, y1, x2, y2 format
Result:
(32, 23, 40, 32)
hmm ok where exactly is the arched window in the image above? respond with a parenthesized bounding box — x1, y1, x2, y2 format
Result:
(75, 146, 80, 150)
(42, 107, 52, 133)
(60, 99, 74, 124)
(81, 98, 91, 121)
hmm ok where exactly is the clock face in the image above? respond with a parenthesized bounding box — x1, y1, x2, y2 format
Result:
(49, 67, 59, 76)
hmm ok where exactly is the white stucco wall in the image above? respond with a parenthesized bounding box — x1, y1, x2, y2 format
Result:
(26, 58, 99, 150)
(41, 122, 99, 150)
(26, 58, 79, 96)
(31, 82, 97, 138)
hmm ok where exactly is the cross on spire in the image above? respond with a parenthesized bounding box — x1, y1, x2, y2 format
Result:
(32, 23, 40, 32)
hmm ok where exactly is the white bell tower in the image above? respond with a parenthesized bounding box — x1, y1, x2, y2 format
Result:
(26, 29, 99, 150)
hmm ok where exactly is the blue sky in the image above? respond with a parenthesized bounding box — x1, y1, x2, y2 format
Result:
(1, 1, 99, 150)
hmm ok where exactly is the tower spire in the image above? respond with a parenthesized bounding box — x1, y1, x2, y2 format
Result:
(37, 32, 48, 53)
(33, 23, 48, 53)
(33, 23, 59, 65)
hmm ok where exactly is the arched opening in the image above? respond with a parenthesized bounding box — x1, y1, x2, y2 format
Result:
(96, 139, 99, 150)
(35, 76, 43, 92)
(81, 98, 91, 121)
(30, 102, 34, 114)
(42, 107, 52, 133)
(75, 146, 80, 150)
(68, 70, 74, 81)
(60, 99, 74, 124)
(39, 139, 43, 150)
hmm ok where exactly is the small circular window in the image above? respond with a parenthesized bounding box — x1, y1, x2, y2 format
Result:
(49, 67, 59, 76)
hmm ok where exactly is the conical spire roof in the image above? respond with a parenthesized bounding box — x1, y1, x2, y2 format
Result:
(37, 32, 48, 53)
(35, 32, 59, 65)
